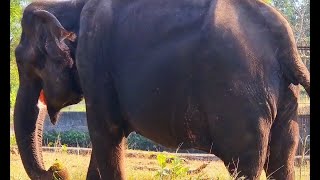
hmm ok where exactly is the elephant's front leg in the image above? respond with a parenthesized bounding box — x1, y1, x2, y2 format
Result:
(77, 45, 126, 179)
(76, 0, 125, 179)
(79, 68, 126, 179)
(87, 108, 125, 180)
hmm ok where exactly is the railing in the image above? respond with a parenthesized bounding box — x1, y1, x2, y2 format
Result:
(296, 46, 310, 156)
(297, 46, 310, 71)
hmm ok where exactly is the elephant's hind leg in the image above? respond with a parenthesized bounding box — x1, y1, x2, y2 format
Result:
(216, 118, 271, 180)
(77, 1, 126, 179)
(264, 85, 300, 180)
(83, 88, 126, 180)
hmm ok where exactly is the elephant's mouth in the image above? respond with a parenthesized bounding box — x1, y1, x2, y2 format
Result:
(38, 90, 58, 125)
(47, 105, 60, 125)
(39, 90, 83, 125)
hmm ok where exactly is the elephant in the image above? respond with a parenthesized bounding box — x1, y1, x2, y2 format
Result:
(14, 0, 310, 179)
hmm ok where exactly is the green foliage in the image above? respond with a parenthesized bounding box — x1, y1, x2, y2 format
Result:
(10, 0, 25, 108)
(10, 0, 31, 108)
(127, 132, 167, 151)
(10, 63, 19, 108)
(271, 0, 310, 46)
(61, 144, 68, 153)
(155, 153, 189, 180)
(43, 130, 91, 147)
(10, 0, 23, 37)
(44, 131, 158, 149)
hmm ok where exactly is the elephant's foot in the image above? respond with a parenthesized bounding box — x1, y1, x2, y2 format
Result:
(86, 152, 101, 180)
(224, 154, 265, 180)
(218, 121, 271, 180)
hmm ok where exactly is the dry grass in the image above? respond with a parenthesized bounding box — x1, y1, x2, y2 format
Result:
(10, 150, 309, 180)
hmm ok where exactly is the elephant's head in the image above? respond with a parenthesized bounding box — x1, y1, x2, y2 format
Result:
(13, 1, 85, 179)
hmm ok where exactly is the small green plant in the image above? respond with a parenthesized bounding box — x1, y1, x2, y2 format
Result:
(48, 142, 54, 147)
(127, 132, 165, 151)
(50, 159, 69, 180)
(155, 153, 189, 180)
(61, 144, 68, 154)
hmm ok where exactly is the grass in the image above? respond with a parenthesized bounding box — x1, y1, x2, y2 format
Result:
(10, 149, 309, 180)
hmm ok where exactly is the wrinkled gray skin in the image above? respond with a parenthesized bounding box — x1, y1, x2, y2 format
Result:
(15, 0, 310, 179)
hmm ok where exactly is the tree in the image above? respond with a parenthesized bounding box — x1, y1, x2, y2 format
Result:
(10, 0, 24, 108)
(271, 0, 310, 46)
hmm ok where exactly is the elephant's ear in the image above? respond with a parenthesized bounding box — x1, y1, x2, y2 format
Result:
(33, 10, 76, 42)
(33, 10, 76, 67)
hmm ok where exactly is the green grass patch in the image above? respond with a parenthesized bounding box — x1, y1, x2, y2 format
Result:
(10, 150, 310, 180)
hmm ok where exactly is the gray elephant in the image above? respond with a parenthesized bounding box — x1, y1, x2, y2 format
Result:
(14, 0, 310, 179)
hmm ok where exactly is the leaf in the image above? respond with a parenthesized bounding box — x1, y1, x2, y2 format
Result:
(61, 144, 68, 153)
(49, 160, 64, 171)
(157, 154, 167, 168)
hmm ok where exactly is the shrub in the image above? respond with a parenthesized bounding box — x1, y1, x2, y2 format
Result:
(127, 132, 167, 151)
(43, 130, 91, 147)
(42, 130, 205, 153)
(155, 153, 189, 180)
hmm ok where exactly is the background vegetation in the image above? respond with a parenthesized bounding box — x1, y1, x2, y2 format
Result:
(10, 0, 23, 109)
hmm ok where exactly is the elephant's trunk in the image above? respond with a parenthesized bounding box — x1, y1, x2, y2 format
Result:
(14, 81, 48, 179)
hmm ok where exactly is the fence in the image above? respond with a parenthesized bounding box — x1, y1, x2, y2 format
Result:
(296, 46, 310, 156)
(297, 46, 310, 71)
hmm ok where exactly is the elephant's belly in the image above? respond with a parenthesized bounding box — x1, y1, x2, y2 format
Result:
(125, 97, 213, 150)
(115, 57, 215, 148)
(116, 66, 223, 149)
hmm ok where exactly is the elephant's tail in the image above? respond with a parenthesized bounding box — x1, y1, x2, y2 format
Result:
(279, 46, 310, 97)
(261, 3, 310, 97)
